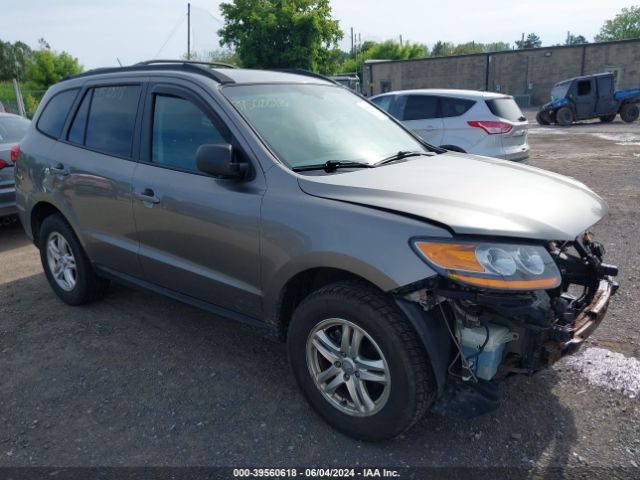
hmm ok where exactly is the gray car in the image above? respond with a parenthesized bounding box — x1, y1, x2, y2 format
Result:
(14, 61, 617, 441)
(0, 112, 30, 218)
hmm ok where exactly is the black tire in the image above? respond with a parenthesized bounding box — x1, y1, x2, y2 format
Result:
(440, 145, 466, 153)
(39, 214, 109, 305)
(287, 281, 436, 441)
(536, 111, 551, 125)
(556, 107, 574, 126)
(620, 103, 639, 123)
(599, 114, 616, 123)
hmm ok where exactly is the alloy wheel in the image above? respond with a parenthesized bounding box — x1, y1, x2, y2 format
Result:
(46, 232, 77, 292)
(306, 318, 391, 417)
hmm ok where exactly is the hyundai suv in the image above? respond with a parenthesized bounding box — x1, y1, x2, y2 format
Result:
(15, 61, 617, 441)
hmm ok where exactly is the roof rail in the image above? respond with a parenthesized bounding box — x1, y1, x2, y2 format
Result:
(62, 61, 235, 84)
(268, 68, 339, 85)
(135, 59, 237, 69)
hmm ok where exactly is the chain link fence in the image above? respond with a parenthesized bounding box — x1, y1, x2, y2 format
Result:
(0, 82, 47, 118)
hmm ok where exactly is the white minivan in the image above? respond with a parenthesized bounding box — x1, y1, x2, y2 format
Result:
(370, 89, 529, 162)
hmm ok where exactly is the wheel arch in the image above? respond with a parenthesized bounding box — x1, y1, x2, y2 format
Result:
(30, 201, 63, 246)
(272, 266, 386, 340)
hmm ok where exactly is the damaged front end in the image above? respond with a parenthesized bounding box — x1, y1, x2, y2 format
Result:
(396, 232, 618, 418)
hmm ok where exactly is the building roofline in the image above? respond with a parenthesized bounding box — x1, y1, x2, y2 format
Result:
(365, 37, 640, 67)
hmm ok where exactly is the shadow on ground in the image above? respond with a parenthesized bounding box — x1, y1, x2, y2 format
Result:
(0, 271, 577, 469)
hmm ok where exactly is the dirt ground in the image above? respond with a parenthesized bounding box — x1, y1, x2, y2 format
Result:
(0, 111, 639, 475)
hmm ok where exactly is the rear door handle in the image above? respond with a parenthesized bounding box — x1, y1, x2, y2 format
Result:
(134, 188, 160, 204)
(50, 163, 69, 176)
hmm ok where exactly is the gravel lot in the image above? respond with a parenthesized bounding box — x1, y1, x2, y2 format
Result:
(1, 111, 639, 474)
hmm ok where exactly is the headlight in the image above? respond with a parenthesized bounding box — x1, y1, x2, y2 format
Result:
(412, 239, 561, 290)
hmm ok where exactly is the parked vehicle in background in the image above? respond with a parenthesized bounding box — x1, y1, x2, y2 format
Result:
(15, 62, 616, 440)
(371, 89, 529, 162)
(329, 74, 361, 94)
(537, 72, 640, 126)
(0, 101, 9, 113)
(0, 112, 30, 218)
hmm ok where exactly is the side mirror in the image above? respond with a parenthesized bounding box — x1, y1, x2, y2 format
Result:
(196, 144, 248, 180)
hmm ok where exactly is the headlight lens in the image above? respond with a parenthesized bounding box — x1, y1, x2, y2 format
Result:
(413, 239, 561, 290)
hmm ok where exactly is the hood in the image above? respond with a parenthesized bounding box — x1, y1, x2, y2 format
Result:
(542, 98, 568, 110)
(297, 153, 607, 241)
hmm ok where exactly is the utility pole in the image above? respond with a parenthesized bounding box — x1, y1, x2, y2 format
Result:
(187, 3, 191, 60)
(399, 34, 403, 47)
(350, 27, 354, 56)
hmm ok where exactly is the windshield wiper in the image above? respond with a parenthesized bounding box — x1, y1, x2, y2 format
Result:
(374, 150, 433, 166)
(292, 160, 374, 173)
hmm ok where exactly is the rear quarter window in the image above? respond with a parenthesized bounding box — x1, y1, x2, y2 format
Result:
(440, 97, 475, 118)
(485, 97, 525, 122)
(36, 89, 79, 138)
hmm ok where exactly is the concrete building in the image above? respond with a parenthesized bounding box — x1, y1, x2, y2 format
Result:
(364, 39, 640, 106)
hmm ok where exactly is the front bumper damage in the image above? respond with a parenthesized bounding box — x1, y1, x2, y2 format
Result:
(397, 232, 618, 418)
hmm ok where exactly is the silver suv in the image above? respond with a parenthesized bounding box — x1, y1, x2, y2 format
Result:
(15, 61, 617, 440)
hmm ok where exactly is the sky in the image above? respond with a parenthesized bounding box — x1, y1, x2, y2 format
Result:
(0, 0, 634, 69)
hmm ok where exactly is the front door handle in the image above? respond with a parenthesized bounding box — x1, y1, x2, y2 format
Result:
(50, 163, 69, 176)
(134, 188, 160, 204)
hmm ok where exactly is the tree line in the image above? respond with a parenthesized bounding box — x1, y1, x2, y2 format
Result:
(215, 2, 640, 74)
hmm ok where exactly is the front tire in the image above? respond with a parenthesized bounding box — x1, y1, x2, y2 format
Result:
(287, 282, 435, 441)
(620, 103, 639, 123)
(556, 107, 574, 126)
(39, 214, 109, 305)
(536, 111, 551, 125)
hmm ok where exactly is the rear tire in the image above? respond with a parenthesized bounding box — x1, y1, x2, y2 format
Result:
(599, 114, 616, 123)
(556, 107, 574, 126)
(39, 214, 109, 305)
(536, 111, 551, 125)
(287, 281, 436, 441)
(620, 103, 639, 123)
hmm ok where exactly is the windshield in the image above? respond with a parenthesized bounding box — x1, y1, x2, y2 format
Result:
(0, 116, 30, 144)
(550, 82, 570, 101)
(223, 84, 427, 169)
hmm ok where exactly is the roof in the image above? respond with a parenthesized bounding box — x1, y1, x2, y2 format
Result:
(63, 61, 336, 86)
(554, 72, 613, 85)
(372, 89, 509, 100)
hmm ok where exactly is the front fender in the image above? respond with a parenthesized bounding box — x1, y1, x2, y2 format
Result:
(260, 166, 451, 325)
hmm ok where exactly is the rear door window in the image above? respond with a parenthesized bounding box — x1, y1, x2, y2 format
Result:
(85, 85, 142, 157)
(485, 97, 525, 122)
(151, 94, 226, 172)
(37, 89, 79, 138)
(440, 97, 475, 118)
(402, 95, 438, 120)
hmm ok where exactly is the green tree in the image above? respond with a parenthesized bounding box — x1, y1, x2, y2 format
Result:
(337, 39, 427, 75)
(218, 0, 343, 73)
(515, 33, 542, 49)
(595, 5, 640, 41)
(28, 49, 83, 88)
(565, 33, 588, 45)
(431, 41, 455, 56)
(182, 48, 241, 66)
(0, 40, 34, 80)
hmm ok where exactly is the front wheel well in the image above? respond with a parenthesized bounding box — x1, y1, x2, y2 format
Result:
(276, 268, 380, 340)
(31, 202, 63, 246)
